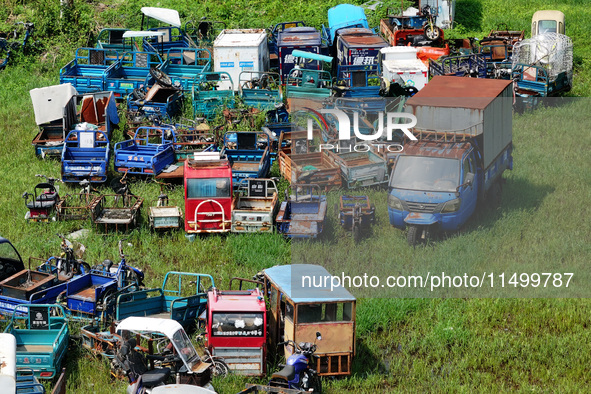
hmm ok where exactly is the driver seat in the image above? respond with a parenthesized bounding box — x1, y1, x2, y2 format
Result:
(119, 338, 171, 388)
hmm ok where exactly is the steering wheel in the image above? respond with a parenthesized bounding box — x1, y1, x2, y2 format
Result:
(150, 67, 173, 87)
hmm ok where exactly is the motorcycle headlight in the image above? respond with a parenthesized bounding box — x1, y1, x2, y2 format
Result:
(441, 198, 462, 213)
(388, 194, 403, 210)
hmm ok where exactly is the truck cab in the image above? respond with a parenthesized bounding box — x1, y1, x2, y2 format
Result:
(388, 140, 481, 245)
(532, 10, 565, 37)
(204, 287, 267, 376)
(184, 153, 233, 233)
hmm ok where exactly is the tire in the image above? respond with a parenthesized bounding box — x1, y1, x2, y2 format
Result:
(311, 373, 322, 394)
(149, 67, 173, 87)
(211, 359, 230, 377)
(424, 25, 441, 41)
(407, 225, 420, 246)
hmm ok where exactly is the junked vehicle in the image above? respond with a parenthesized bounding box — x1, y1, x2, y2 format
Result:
(202, 282, 267, 376)
(184, 153, 233, 235)
(114, 271, 213, 329)
(275, 184, 328, 239)
(231, 178, 279, 234)
(4, 304, 69, 380)
(388, 76, 514, 245)
(261, 264, 356, 376)
(22, 175, 61, 222)
(113, 317, 213, 391)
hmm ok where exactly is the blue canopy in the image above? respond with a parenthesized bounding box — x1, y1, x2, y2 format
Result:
(326, 4, 369, 44)
(264, 264, 356, 303)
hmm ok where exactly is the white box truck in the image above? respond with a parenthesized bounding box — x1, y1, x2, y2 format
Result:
(214, 29, 269, 91)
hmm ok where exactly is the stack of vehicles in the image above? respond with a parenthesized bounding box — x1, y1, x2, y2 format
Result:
(192, 72, 236, 119)
(127, 74, 184, 121)
(30, 87, 119, 160)
(104, 51, 163, 97)
(239, 71, 283, 109)
(59, 48, 119, 94)
(148, 48, 212, 91)
(388, 76, 513, 246)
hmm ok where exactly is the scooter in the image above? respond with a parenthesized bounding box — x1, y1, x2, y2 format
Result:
(22, 174, 61, 221)
(269, 332, 323, 393)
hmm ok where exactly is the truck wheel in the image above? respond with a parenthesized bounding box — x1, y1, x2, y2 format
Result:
(407, 225, 420, 246)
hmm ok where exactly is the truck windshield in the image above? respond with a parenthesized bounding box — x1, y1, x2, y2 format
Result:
(187, 178, 231, 198)
(171, 328, 199, 367)
(538, 20, 557, 34)
(0, 240, 21, 262)
(390, 156, 460, 192)
(211, 312, 265, 337)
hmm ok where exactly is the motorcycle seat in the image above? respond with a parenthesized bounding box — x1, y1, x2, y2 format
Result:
(27, 199, 57, 209)
(271, 364, 296, 381)
(141, 367, 171, 388)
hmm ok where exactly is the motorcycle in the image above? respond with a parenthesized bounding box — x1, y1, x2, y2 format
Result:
(269, 332, 323, 393)
(22, 174, 61, 221)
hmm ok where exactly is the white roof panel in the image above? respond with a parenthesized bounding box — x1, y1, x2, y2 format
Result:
(123, 30, 166, 38)
(214, 29, 267, 47)
(116, 316, 183, 338)
(141, 7, 181, 27)
(29, 83, 78, 125)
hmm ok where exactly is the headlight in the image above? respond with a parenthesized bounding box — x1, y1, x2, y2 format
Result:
(441, 198, 462, 213)
(388, 194, 403, 210)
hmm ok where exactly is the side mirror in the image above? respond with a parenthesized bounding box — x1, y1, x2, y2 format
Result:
(465, 172, 475, 187)
(316, 331, 322, 341)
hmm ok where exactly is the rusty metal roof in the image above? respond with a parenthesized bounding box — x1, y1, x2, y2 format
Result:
(406, 76, 513, 109)
(278, 27, 321, 46)
(338, 28, 388, 47)
(402, 140, 472, 159)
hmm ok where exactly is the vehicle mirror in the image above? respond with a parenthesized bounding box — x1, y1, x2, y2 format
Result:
(316, 332, 322, 341)
(465, 172, 475, 186)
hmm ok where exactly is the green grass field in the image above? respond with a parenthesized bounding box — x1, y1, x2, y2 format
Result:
(0, 0, 590, 392)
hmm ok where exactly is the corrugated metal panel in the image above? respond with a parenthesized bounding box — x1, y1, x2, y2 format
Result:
(339, 29, 388, 47)
(406, 76, 512, 109)
(405, 77, 513, 169)
(278, 28, 321, 47)
(403, 141, 470, 159)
